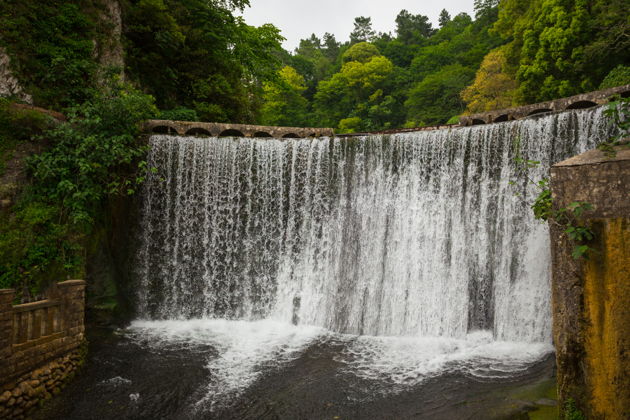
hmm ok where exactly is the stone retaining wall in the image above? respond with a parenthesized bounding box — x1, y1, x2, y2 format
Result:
(0, 280, 86, 419)
(550, 147, 629, 420)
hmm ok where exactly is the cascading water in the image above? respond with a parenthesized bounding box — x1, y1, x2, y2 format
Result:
(127, 108, 614, 407)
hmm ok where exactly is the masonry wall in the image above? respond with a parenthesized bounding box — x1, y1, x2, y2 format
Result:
(0, 280, 86, 419)
(550, 147, 629, 420)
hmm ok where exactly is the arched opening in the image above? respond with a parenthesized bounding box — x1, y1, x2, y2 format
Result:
(527, 108, 553, 117)
(621, 90, 630, 99)
(471, 119, 486, 125)
(152, 125, 178, 135)
(253, 131, 272, 138)
(282, 133, 300, 138)
(219, 129, 245, 137)
(185, 127, 212, 137)
(493, 114, 509, 123)
(565, 100, 597, 110)
(307, 133, 317, 137)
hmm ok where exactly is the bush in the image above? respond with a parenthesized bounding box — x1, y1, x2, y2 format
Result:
(158, 107, 199, 122)
(600, 65, 630, 90)
(0, 84, 156, 296)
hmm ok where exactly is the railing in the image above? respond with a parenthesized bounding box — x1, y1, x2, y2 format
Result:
(12, 299, 64, 350)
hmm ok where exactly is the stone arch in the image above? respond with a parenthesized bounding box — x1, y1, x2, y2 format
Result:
(253, 131, 273, 138)
(565, 100, 597, 110)
(471, 119, 486, 125)
(307, 133, 317, 137)
(527, 108, 553, 117)
(152, 125, 178, 135)
(620, 90, 630, 98)
(185, 127, 212, 137)
(282, 133, 300, 138)
(219, 129, 245, 137)
(493, 114, 509, 123)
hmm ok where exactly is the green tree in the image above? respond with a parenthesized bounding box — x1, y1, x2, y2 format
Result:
(600, 65, 630, 90)
(314, 45, 394, 130)
(395, 10, 434, 45)
(462, 46, 517, 113)
(439, 9, 452, 28)
(405, 64, 475, 126)
(259, 66, 309, 127)
(123, 0, 283, 123)
(350, 17, 376, 44)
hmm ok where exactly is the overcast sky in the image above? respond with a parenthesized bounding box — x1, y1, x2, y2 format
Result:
(240, 0, 476, 51)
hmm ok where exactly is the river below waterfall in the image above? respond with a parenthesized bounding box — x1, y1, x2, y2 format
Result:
(36, 323, 557, 419)
(38, 107, 615, 419)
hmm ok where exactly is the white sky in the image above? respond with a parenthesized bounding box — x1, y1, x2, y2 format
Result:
(240, 0, 476, 51)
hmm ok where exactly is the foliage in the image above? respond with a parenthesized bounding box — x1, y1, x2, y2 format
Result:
(406, 65, 475, 126)
(314, 47, 395, 130)
(260, 66, 309, 127)
(563, 399, 586, 420)
(350, 17, 376, 44)
(122, 0, 283, 123)
(0, 0, 99, 108)
(0, 86, 156, 296)
(474, 0, 630, 107)
(600, 65, 630, 90)
(29, 84, 157, 225)
(462, 46, 517, 113)
(158, 107, 199, 122)
(272, 3, 502, 129)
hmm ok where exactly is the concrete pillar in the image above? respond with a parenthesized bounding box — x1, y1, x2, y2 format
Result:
(550, 146, 630, 420)
(0, 289, 15, 375)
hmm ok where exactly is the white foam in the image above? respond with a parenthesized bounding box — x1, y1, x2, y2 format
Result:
(126, 320, 553, 404)
(338, 331, 553, 391)
(127, 319, 324, 408)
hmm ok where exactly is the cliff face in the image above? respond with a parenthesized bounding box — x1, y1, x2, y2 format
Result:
(94, 0, 125, 83)
(0, 0, 125, 103)
(550, 147, 630, 420)
(0, 47, 31, 103)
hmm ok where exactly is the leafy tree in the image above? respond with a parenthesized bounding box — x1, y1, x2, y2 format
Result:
(405, 64, 475, 126)
(395, 10, 434, 45)
(350, 17, 376, 44)
(462, 46, 517, 113)
(123, 0, 283, 123)
(314, 45, 394, 130)
(600, 65, 630, 90)
(322, 33, 341, 61)
(259, 66, 309, 127)
(489, 0, 629, 105)
(342, 42, 381, 63)
(439, 9, 452, 28)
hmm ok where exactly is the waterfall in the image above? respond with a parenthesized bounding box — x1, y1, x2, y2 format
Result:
(134, 108, 614, 344)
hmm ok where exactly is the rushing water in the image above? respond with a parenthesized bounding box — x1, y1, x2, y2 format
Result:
(129, 108, 614, 410)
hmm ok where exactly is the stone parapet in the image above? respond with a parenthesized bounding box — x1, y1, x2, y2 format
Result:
(549, 146, 629, 420)
(460, 84, 630, 126)
(143, 119, 335, 138)
(0, 280, 86, 419)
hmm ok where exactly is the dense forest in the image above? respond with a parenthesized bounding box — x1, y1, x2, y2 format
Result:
(0, 0, 629, 296)
(1, 0, 629, 131)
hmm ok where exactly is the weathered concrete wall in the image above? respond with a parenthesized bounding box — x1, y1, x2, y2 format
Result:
(0, 281, 86, 419)
(144, 119, 335, 138)
(460, 84, 630, 126)
(550, 146, 630, 420)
